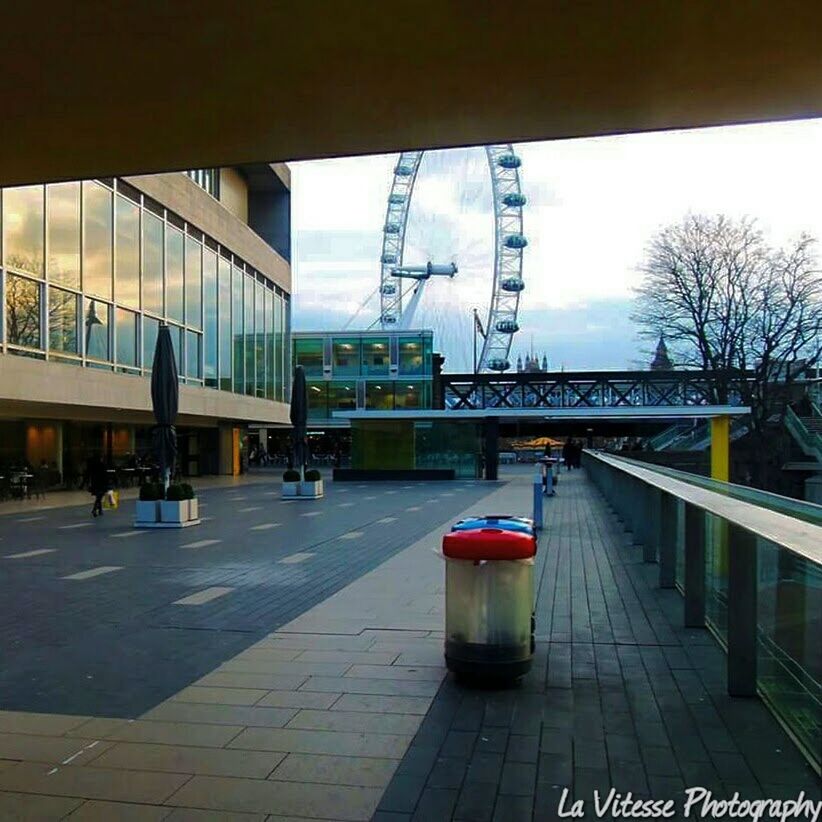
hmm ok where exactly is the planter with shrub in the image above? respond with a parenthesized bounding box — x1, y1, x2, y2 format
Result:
(160, 483, 189, 524)
(282, 469, 301, 499)
(300, 468, 324, 499)
(135, 481, 201, 528)
(135, 482, 163, 523)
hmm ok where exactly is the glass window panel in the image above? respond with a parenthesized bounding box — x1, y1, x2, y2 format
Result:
(165, 226, 184, 323)
(4, 185, 44, 277)
(218, 258, 232, 390)
(329, 382, 357, 413)
(48, 287, 78, 354)
(244, 274, 255, 396)
(366, 382, 394, 410)
(169, 324, 182, 377)
(232, 265, 244, 393)
(294, 337, 323, 376)
(114, 195, 140, 308)
(307, 381, 328, 420)
(6, 274, 41, 348)
(143, 316, 159, 370)
(362, 338, 390, 376)
(332, 337, 361, 377)
(142, 211, 164, 315)
(203, 249, 217, 387)
(255, 282, 265, 398)
(115, 307, 137, 367)
(395, 381, 427, 409)
(185, 236, 202, 328)
(186, 330, 201, 379)
(84, 298, 110, 361)
(265, 289, 275, 400)
(399, 336, 423, 375)
(47, 182, 81, 288)
(82, 181, 113, 299)
(275, 295, 285, 401)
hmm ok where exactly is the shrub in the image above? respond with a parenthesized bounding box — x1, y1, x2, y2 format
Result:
(304, 469, 321, 482)
(283, 469, 300, 482)
(180, 483, 195, 500)
(165, 483, 186, 501)
(139, 482, 163, 501)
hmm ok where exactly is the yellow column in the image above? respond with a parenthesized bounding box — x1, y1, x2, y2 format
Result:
(710, 415, 730, 481)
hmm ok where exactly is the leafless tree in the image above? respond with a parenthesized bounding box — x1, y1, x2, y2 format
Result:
(633, 214, 822, 482)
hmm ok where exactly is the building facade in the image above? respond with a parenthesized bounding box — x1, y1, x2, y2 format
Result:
(292, 330, 434, 424)
(0, 165, 291, 479)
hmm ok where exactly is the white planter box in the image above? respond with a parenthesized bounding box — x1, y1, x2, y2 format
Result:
(188, 498, 199, 520)
(135, 500, 159, 523)
(160, 500, 189, 524)
(300, 480, 324, 499)
(282, 481, 300, 498)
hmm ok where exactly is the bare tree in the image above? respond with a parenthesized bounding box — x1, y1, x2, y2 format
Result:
(633, 214, 822, 483)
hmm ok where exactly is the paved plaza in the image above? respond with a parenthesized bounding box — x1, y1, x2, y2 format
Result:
(0, 469, 817, 820)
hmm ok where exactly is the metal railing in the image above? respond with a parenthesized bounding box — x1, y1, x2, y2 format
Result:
(584, 450, 821, 773)
(785, 406, 822, 463)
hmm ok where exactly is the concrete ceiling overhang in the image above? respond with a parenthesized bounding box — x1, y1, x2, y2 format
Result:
(2, 1, 822, 186)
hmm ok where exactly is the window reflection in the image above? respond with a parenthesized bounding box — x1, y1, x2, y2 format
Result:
(333, 337, 361, 376)
(4, 186, 44, 277)
(166, 227, 184, 322)
(143, 316, 159, 370)
(366, 382, 394, 410)
(232, 266, 244, 394)
(255, 281, 265, 398)
(115, 195, 140, 308)
(203, 249, 217, 386)
(399, 337, 423, 375)
(186, 330, 202, 379)
(329, 382, 357, 412)
(264, 288, 275, 400)
(362, 338, 389, 376)
(307, 381, 328, 420)
(84, 298, 110, 361)
(49, 287, 79, 355)
(244, 274, 255, 396)
(218, 258, 231, 391)
(294, 337, 323, 375)
(185, 236, 202, 328)
(142, 211, 164, 315)
(115, 307, 137, 368)
(47, 183, 81, 288)
(6, 274, 41, 348)
(82, 181, 113, 299)
(169, 324, 182, 377)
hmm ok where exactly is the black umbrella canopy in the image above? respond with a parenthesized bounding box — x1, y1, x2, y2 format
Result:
(290, 365, 307, 474)
(151, 324, 179, 483)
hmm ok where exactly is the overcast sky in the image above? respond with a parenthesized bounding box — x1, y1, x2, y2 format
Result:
(291, 118, 822, 371)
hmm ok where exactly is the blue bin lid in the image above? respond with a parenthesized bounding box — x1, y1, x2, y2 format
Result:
(451, 515, 534, 534)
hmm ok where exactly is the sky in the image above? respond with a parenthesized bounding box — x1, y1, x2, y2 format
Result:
(290, 118, 822, 372)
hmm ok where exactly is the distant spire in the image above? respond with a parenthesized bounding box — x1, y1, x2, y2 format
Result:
(541, 354, 548, 371)
(650, 334, 674, 371)
(516, 355, 523, 372)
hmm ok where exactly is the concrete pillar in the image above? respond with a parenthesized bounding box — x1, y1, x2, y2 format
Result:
(658, 492, 677, 588)
(683, 502, 706, 628)
(710, 415, 730, 481)
(218, 424, 237, 475)
(727, 523, 758, 697)
(484, 416, 499, 480)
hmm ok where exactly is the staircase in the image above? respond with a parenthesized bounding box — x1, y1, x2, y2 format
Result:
(785, 404, 822, 464)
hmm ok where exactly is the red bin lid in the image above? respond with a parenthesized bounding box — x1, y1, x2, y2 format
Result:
(442, 528, 536, 560)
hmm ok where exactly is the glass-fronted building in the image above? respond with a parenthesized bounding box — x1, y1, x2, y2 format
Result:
(0, 165, 292, 478)
(292, 330, 434, 424)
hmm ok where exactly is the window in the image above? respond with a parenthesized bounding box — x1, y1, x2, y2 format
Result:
(115, 307, 137, 368)
(185, 169, 220, 198)
(84, 298, 110, 361)
(329, 382, 357, 412)
(185, 236, 202, 329)
(275, 295, 285, 400)
(165, 226, 184, 323)
(48, 287, 79, 355)
(142, 211, 164, 315)
(169, 324, 183, 376)
(115, 195, 140, 308)
(143, 316, 159, 370)
(294, 337, 323, 376)
(399, 337, 423, 375)
(265, 288, 275, 400)
(6, 274, 41, 348)
(366, 382, 394, 410)
(362, 338, 390, 376)
(307, 381, 328, 420)
(218, 257, 231, 391)
(4, 185, 44, 276)
(244, 273, 255, 396)
(82, 181, 113, 299)
(255, 281, 265, 398)
(203, 249, 217, 386)
(332, 337, 361, 377)
(395, 381, 428, 409)
(232, 265, 244, 393)
(186, 330, 202, 379)
(47, 182, 81, 289)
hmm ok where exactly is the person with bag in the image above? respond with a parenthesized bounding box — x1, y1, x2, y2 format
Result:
(89, 456, 110, 518)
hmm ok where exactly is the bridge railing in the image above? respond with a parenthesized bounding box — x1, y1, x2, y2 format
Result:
(583, 450, 821, 772)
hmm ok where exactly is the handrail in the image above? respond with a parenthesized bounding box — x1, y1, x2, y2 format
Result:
(601, 451, 822, 526)
(588, 451, 821, 565)
(785, 406, 822, 463)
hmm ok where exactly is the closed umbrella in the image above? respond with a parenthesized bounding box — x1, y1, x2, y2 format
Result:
(290, 365, 307, 479)
(151, 324, 179, 491)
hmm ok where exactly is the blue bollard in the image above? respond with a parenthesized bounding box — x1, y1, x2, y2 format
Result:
(533, 466, 544, 530)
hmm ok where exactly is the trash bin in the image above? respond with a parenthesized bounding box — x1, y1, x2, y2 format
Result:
(451, 515, 534, 535)
(442, 526, 536, 679)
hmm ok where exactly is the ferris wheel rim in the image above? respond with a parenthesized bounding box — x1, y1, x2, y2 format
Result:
(378, 144, 525, 372)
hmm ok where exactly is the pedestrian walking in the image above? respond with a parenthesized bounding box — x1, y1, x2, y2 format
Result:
(89, 456, 109, 518)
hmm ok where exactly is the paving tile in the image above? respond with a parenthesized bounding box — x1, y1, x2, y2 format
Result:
(394, 744, 439, 779)
(295, 650, 398, 666)
(255, 691, 341, 710)
(141, 703, 299, 728)
(454, 780, 497, 821)
(0, 790, 84, 820)
(259, 634, 375, 652)
(377, 774, 426, 814)
(466, 752, 504, 785)
(499, 762, 537, 796)
(228, 727, 411, 759)
(269, 752, 397, 788)
(0, 762, 190, 804)
(492, 794, 533, 821)
(0, 732, 103, 764)
(285, 709, 421, 735)
(428, 757, 467, 790)
(166, 775, 381, 820)
(0, 711, 89, 736)
(440, 731, 476, 759)
(411, 787, 458, 821)
(91, 742, 285, 779)
(195, 672, 309, 691)
(344, 665, 444, 682)
(331, 694, 432, 715)
(166, 809, 266, 821)
(506, 735, 539, 763)
(222, 659, 350, 677)
(169, 687, 269, 707)
(300, 677, 440, 697)
(71, 720, 243, 748)
(67, 799, 173, 820)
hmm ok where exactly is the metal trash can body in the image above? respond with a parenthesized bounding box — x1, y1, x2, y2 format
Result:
(442, 527, 536, 679)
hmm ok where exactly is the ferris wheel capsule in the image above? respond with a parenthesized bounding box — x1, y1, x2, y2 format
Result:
(502, 193, 527, 207)
(380, 283, 397, 295)
(497, 153, 522, 169)
(394, 164, 414, 176)
(501, 277, 525, 292)
(495, 319, 519, 333)
(504, 234, 528, 249)
(381, 253, 397, 264)
(487, 358, 511, 371)
(388, 193, 406, 204)
(380, 313, 398, 325)
(384, 222, 401, 234)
